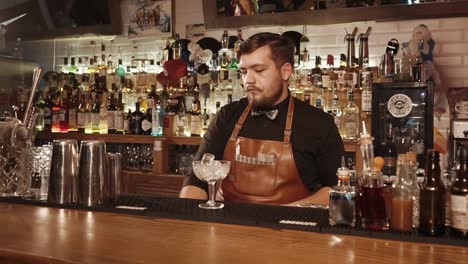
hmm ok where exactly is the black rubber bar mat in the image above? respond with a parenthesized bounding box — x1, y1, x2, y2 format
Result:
(0, 195, 466, 247)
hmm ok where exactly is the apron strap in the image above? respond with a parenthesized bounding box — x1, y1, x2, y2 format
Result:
(230, 103, 252, 139)
(284, 96, 294, 144)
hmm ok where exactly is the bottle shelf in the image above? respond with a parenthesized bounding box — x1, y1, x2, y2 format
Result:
(36, 132, 203, 145)
(38, 131, 357, 151)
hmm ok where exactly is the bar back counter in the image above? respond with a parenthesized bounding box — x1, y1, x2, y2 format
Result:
(0, 195, 466, 264)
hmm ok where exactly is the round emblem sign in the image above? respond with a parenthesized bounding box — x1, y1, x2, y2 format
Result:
(387, 93, 412, 118)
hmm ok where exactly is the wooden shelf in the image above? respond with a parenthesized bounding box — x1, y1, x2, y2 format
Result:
(36, 132, 203, 145)
(203, 0, 468, 29)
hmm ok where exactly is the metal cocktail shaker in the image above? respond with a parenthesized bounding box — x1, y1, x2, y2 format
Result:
(48, 140, 79, 204)
(78, 140, 107, 207)
(106, 152, 122, 201)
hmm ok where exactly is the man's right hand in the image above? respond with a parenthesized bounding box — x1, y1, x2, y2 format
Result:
(179, 185, 208, 200)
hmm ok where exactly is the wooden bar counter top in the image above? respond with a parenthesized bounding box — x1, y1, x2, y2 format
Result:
(0, 202, 466, 264)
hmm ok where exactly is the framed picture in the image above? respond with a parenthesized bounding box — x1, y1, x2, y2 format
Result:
(127, 0, 173, 38)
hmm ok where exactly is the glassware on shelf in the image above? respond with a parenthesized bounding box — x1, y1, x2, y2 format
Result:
(192, 159, 230, 209)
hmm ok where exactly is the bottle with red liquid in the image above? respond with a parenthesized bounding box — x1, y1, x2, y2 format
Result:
(358, 122, 389, 231)
(419, 150, 445, 236)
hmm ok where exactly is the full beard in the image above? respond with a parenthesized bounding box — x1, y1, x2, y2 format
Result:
(247, 84, 284, 110)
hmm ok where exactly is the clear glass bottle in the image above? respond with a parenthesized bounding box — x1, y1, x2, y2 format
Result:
(329, 157, 356, 227)
(419, 150, 446, 236)
(341, 74, 359, 141)
(331, 94, 342, 135)
(359, 129, 389, 231)
(391, 154, 414, 232)
(407, 151, 420, 229)
(450, 146, 468, 238)
(360, 71, 372, 113)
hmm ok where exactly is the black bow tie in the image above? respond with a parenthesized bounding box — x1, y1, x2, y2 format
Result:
(251, 109, 279, 120)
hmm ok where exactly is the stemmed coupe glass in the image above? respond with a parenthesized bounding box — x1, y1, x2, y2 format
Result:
(192, 159, 231, 209)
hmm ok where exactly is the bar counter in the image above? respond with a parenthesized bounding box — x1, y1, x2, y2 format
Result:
(0, 199, 467, 264)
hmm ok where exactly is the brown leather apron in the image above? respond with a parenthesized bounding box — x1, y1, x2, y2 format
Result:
(221, 96, 311, 205)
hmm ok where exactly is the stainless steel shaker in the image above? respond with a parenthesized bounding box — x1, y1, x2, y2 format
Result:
(78, 140, 107, 207)
(106, 152, 122, 201)
(48, 140, 79, 204)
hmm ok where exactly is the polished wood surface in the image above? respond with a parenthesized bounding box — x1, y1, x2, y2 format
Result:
(0, 203, 466, 264)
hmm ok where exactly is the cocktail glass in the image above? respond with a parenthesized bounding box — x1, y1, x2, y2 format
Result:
(192, 160, 230, 209)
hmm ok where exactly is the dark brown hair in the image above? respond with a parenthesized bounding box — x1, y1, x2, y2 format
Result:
(239, 32, 295, 69)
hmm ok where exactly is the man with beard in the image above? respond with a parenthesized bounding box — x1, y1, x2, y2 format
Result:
(179, 33, 344, 206)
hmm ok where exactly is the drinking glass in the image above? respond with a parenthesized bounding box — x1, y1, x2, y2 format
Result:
(192, 160, 231, 209)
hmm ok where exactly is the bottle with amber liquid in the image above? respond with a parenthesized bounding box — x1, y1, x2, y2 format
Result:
(450, 146, 468, 238)
(419, 150, 446, 236)
(391, 154, 414, 232)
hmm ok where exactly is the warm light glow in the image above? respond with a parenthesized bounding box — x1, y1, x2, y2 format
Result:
(328, 235, 343, 247)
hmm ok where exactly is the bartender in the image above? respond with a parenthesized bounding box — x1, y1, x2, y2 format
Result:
(180, 32, 344, 206)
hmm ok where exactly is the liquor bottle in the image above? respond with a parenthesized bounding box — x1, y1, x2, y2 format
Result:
(221, 30, 229, 50)
(391, 154, 414, 231)
(201, 108, 210, 131)
(219, 52, 229, 83)
(233, 29, 244, 55)
(115, 93, 124, 134)
(419, 150, 446, 236)
(130, 102, 144, 135)
(99, 94, 108, 134)
(147, 85, 157, 111)
(123, 109, 131, 134)
(58, 88, 69, 133)
(84, 94, 93, 134)
(141, 108, 152, 135)
(107, 93, 117, 134)
(450, 146, 468, 238)
(379, 123, 397, 179)
(76, 93, 88, 133)
(359, 129, 389, 231)
(412, 121, 425, 167)
(151, 104, 162, 136)
(51, 96, 61, 133)
(43, 91, 54, 132)
(99, 42, 107, 71)
(299, 25, 309, 66)
(361, 71, 372, 113)
(329, 157, 356, 227)
(67, 89, 79, 132)
(91, 94, 101, 134)
(331, 94, 342, 134)
(35, 91, 46, 131)
(337, 54, 347, 87)
(341, 75, 359, 141)
(116, 58, 126, 77)
(311, 56, 322, 88)
(190, 92, 202, 137)
(172, 34, 182, 60)
(163, 40, 173, 63)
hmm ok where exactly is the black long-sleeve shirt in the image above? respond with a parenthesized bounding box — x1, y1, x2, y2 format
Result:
(183, 95, 344, 193)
